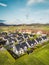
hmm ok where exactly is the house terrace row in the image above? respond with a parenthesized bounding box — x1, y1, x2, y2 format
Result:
(0, 31, 48, 55)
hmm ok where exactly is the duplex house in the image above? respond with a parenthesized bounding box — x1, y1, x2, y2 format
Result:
(36, 37, 42, 43)
(27, 39, 36, 48)
(13, 42, 28, 55)
(13, 44, 24, 55)
(0, 39, 6, 45)
(21, 42, 28, 51)
(41, 35, 48, 42)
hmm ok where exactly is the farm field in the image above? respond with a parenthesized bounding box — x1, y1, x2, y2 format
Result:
(0, 25, 49, 32)
(0, 42, 49, 65)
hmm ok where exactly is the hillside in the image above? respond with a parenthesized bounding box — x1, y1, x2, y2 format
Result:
(0, 43, 49, 65)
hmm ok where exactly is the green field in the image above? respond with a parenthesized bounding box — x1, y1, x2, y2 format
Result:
(0, 42, 49, 65)
(0, 25, 49, 32)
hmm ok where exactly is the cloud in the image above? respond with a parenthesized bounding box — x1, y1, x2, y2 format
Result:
(27, 0, 45, 6)
(4, 19, 22, 25)
(4, 21, 17, 25)
(0, 2, 7, 7)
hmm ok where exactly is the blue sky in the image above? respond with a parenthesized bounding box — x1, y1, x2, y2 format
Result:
(0, 0, 49, 24)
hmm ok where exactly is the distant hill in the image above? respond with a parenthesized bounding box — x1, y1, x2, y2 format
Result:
(0, 20, 7, 26)
(0, 20, 49, 26)
(0, 23, 7, 26)
(0, 23, 49, 26)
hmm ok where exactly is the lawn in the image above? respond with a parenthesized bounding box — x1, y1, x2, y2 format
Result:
(0, 43, 49, 65)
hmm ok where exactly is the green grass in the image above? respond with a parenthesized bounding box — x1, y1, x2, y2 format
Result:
(14, 43, 49, 65)
(0, 43, 49, 65)
(0, 49, 15, 65)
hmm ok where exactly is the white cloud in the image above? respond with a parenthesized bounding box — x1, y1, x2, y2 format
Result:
(4, 19, 22, 25)
(3, 15, 49, 24)
(3, 9, 49, 24)
(0, 2, 7, 7)
(4, 21, 16, 25)
(27, 0, 45, 6)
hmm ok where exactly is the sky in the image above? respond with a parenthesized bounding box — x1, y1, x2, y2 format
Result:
(0, 0, 49, 24)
